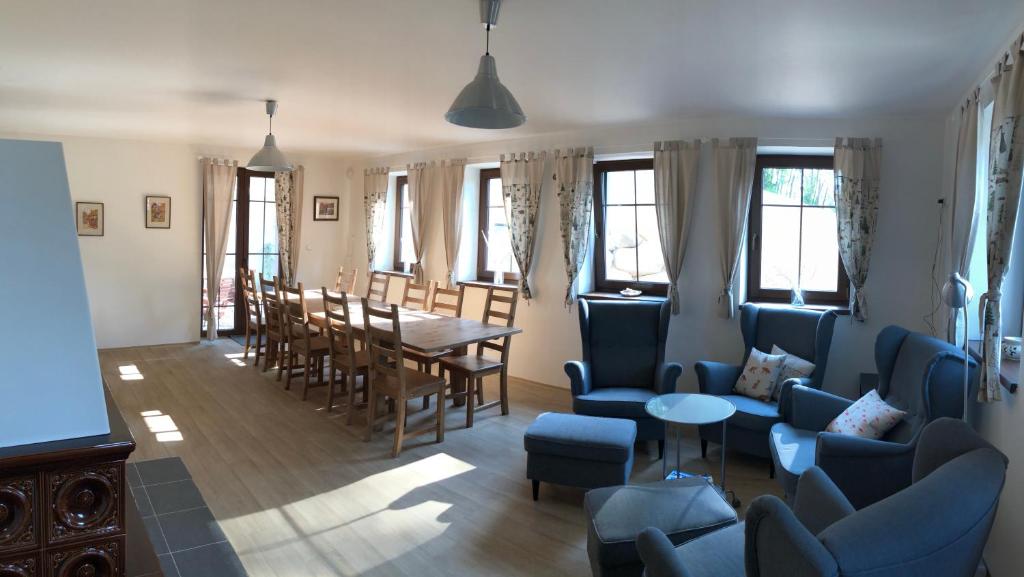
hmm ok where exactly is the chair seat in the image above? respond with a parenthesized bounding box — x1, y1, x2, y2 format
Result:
(374, 368, 446, 398)
(524, 412, 636, 464)
(769, 423, 818, 498)
(719, 394, 781, 433)
(573, 387, 658, 420)
(330, 348, 369, 369)
(439, 353, 503, 375)
(291, 336, 330, 354)
(672, 522, 745, 577)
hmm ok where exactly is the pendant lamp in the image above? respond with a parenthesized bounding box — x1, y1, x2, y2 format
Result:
(248, 100, 294, 172)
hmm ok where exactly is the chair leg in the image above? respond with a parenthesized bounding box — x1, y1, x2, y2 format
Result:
(658, 440, 665, 460)
(476, 378, 485, 405)
(326, 359, 336, 412)
(365, 390, 377, 442)
(254, 324, 263, 368)
(243, 322, 251, 360)
(465, 378, 476, 428)
(499, 370, 509, 416)
(302, 354, 312, 400)
(701, 439, 708, 459)
(532, 480, 539, 501)
(393, 398, 407, 458)
(283, 348, 293, 388)
(435, 389, 445, 443)
(346, 372, 358, 426)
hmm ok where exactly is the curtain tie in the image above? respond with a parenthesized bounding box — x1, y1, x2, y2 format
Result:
(668, 282, 681, 315)
(721, 286, 735, 319)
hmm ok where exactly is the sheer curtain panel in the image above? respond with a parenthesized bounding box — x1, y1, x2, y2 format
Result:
(275, 165, 303, 286)
(500, 151, 545, 299)
(948, 91, 980, 341)
(553, 147, 595, 306)
(712, 138, 757, 318)
(440, 159, 467, 288)
(654, 140, 701, 314)
(407, 162, 435, 283)
(363, 167, 390, 275)
(202, 158, 238, 340)
(834, 137, 882, 322)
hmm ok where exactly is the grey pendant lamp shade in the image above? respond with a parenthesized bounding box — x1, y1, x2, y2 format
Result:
(248, 100, 294, 172)
(446, 0, 526, 129)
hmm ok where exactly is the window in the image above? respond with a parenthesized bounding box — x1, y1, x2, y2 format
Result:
(477, 169, 517, 282)
(593, 159, 668, 292)
(747, 155, 848, 305)
(201, 168, 279, 334)
(392, 175, 414, 272)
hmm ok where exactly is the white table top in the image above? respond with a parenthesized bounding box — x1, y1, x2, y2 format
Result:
(645, 393, 736, 426)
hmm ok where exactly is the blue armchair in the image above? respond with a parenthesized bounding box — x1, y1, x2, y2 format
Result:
(565, 299, 682, 450)
(769, 325, 977, 507)
(696, 304, 839, 465)
(637, 418, 1008, 577)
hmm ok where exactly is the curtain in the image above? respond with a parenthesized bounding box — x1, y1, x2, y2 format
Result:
(713, 138, 757, 318)
(363, 167, 390, 274)
(835, 137, 883, 322)
(274, 165, 303, 287)
(440, 159, 467, 288)
(948, 91, 980, 342)
(500, 151, 545, 300)
(202, 158, 237, 340)
(407, 162, 434, 283)
(978, 34, 1024, 403)
(553, 147, 595, 306)
(654, 140, 701, 314)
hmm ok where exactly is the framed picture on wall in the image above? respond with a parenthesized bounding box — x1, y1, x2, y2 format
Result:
(145, 195, 171, 229)
(313, 195, 340, 221)
(75, 202, 104, 236)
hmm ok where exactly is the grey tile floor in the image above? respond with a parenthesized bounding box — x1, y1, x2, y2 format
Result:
(129, 458, 247, 577)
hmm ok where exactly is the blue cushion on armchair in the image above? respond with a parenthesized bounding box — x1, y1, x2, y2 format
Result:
(718, 395, 781, 432)
(573, 387, 659, 420)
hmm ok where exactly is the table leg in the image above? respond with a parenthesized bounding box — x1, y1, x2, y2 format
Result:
(674, 425, 681, 480)
(450, 345, 468, 407)
(721, 420, 740, 508)
(661, 423, 668, 478)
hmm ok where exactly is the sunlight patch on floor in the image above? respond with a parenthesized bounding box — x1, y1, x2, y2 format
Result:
(141, 410, 184, 443)
(118, 364, 144, 381)
(224, 352, 248, 367)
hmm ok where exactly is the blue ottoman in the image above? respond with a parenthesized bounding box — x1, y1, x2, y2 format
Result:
(524, 412, 636, 500)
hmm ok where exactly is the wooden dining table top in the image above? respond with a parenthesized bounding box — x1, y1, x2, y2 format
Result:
(297, 289, 522, 354)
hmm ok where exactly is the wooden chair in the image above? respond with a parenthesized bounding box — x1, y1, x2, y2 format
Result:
(439, 286, 518, 428)
(239, 268, 264, 367)
(367, 271, 391, 302)
(429, 284, 465, 319)
(362, 298, 446, 457)
(321, 289, 370, 418)
(259, 274, 287, 379)
(335, 266, 358, 294)
(281, 282, 330, 400)
(400, 279, 433, 311)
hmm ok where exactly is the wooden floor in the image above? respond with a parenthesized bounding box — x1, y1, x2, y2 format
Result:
(101, 340, 779, 577)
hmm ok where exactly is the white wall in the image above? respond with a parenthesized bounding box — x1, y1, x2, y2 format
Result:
(342, 115, 948, 399)
(1, 132, 358, 349)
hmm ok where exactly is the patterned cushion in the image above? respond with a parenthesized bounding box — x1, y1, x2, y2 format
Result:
(770, 344, 815, 400)
(734, 348, 786, 402)
(826, 390, 907, 439)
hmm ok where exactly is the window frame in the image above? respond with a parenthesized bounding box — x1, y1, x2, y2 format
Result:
(747, 155, 850, 306)
(592, 158, 668, 293)
(476, 168, 520, 283)
(392, 175, 410, 272)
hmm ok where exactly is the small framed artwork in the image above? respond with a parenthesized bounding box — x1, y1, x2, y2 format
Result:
(76, 202, 104, 236)
(313, 196, 340, 221)
(145, 195, 172, 229)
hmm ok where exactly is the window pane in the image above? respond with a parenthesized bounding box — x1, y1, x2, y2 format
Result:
(760, 206, 800, 290)
(762, 168, 800, 205)
(486, 207, 513, 272)
(401, 183, 410, 207)
(400, 207, 415, 264)
(218, 255, 236, 308)
(247, 255, 264, 281)
(250, 177, 265, 202)
(225, 202, 237, 255)
(265, 178, 276, 202)
(263, 254, 279, 280)
(488, 178, 503, 207)
(636, 206, 668, 282)
(803, 169, 835, 206)
(248, 201, 264, 254)
(800, 207, 839, 291)
(635, 169, 655, 204)
(605, 171, 635, 205)
(263, 203, 279, 255)
(604, 205, 638, 281)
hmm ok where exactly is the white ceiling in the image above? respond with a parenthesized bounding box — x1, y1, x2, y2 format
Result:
(1, 0, 1021, 156)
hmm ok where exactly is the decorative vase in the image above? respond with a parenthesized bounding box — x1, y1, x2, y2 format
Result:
(1002, 336, 1022, 361)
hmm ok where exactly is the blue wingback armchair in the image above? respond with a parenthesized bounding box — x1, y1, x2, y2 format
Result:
(769, 325, 977, 508)
(565, 300, 682, 450)
(637, 418, 1008, 577)
(695, 304, 839, 465)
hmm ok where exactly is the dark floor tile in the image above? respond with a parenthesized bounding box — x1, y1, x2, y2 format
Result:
(172, 541, 246, 577)
(142, 514, 169, 556)
(146, 480, 207, 516)
(137, 458, 192, 485)
(158, 554, 180, 577)
(159, 507, 226, 553)
(127, 463, 143, 488)
(132, 486, 154, 518)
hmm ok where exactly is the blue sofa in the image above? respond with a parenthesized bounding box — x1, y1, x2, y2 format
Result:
(637, 418, 1008, 577)
(770, 325, 978, 507)
(565, 300, 682, 451)
(696, 304, 839, 463)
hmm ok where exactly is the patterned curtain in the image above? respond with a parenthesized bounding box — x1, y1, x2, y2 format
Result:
(363, 167, 390, 274)
(834, 138, 882, 322)
(407, 162, 435, 283)
(654, 141, 701, 314)
(948, 91, 980, 342)
(713, 138, 757, 318)
(202, 158, 237, 340)
(440, 159, 467, 288)
(500, 151, 546, 300)
(979, 34, 1024, 403)
(274, 165, 303, 287)
(553, 147, 594, 306)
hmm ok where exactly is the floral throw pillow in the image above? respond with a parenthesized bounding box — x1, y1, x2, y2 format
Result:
(826, 390, 907, 440)
(770, 345, 816, 401)
(733, 348, 787, 402)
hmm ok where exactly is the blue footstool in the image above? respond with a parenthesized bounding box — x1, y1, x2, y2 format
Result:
(524, 412, 636, 500)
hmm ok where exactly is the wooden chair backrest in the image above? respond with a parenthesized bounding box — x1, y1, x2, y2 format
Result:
(429, 284, 465, 318)
(362, 298, 408, 393)
(259, 274, 283, 338)
(322, 289, 359, 367)
(477, 286, 519, 364)
(367, 271, 390, 302)
(335, 266, 358, 294)
(280, 282, 311, 340)
(241, 268, 261, 323)
(401, 280, 434, 311)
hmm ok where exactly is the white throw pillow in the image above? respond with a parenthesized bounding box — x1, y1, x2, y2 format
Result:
(826, 390, 907, 440)
(770, 345, 816, 401)
(733, 348, 787, 402)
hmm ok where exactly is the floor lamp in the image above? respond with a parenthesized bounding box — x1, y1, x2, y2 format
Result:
(942, 272, 974, 419)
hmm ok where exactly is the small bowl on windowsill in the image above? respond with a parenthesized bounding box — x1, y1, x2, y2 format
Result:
(619, 288, 642, 298)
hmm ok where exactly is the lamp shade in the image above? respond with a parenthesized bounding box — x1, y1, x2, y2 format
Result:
(446, 54, 525, 129)
(941, 272, 974, 309)
(247, 134, 293, 172)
